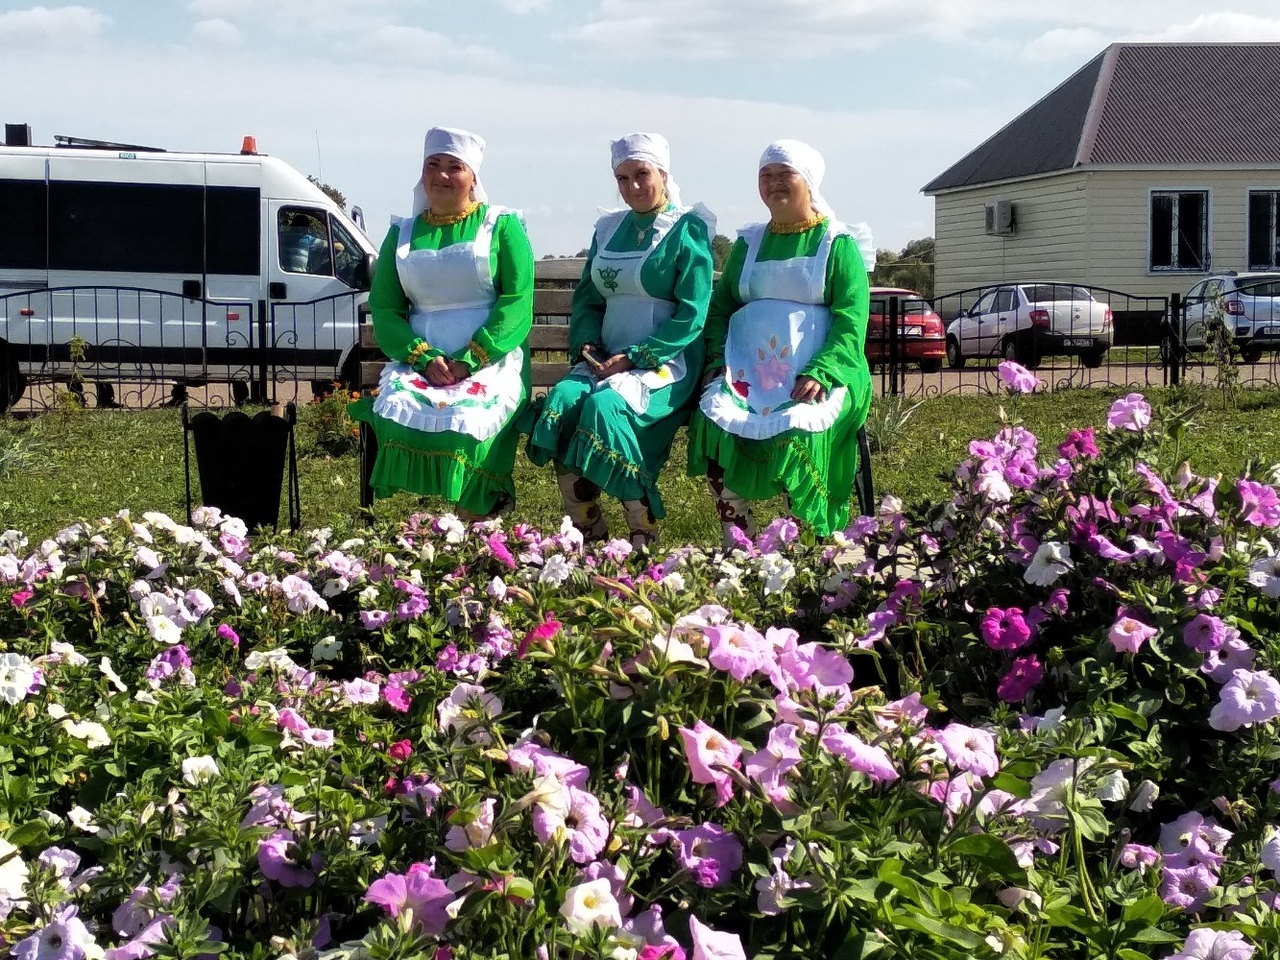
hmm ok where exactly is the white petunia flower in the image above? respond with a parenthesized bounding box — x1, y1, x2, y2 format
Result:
(0, 837, 28, 900)
(181, 756, 220, 786)
(1025, 541, 1073, 586)
(67, 806, 99, 833)
(146, 615, 183, 646)
(312, 636, 343, 661)
(0, 653, 36, 705)
(61, 719, 111, 749)
(99, 658, 127, 692)
(559, 878, 622, 935)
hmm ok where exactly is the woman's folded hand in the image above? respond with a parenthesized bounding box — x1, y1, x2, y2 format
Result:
(791, 375, 827, 404)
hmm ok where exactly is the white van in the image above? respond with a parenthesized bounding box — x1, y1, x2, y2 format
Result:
(0, 127, 379, 411)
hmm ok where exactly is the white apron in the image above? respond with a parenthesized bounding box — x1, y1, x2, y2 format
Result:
(570, 208, 688, 415)
(372, 206, 524, 441)
(699, 221, 848, 440)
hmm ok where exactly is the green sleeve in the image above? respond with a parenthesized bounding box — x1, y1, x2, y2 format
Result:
(569, 236, 605, 360)
(703, 238, 747, 370)
(369, 223, 440, 370)
(626, 216, 714, 369)
(803, 234, 870, 389)
(451, 212, 535, 373)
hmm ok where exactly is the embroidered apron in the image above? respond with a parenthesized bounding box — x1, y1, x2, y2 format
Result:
(699, 221, 848, 440)
(572, 209, 687, 414)
(371, 207, 524, 441)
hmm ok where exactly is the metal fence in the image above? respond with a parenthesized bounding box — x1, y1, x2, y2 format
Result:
(4, 280, 1279, 414)
(1, 286, 363, 413)
(866, 281, 1279, 399)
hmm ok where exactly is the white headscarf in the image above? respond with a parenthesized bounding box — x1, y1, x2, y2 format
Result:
(758, 138, 876, 272)
(411, 126, 488, 216)
(609, 131, 683, 209)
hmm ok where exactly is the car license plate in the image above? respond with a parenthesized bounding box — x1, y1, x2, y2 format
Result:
(1064, 337, 1092, 348)
(903, 325, 923, 336)
(1257, 326, 1280, 338)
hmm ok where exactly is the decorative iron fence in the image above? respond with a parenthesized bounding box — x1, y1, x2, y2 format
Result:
(0, 287, 363, 413)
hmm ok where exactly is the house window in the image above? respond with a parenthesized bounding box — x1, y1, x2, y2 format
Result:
(1248, 191, 1280, 270)
(1150, 191, 1208, 271)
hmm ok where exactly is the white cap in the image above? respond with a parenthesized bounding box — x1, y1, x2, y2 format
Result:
(609, 131, 683, 208)
(412, 126, 488, 215)
(758, 138, 875, 271)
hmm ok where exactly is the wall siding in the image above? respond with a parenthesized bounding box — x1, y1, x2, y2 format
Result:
(1084, 169, 1280, 300)
(933, 174, 1089, 298)
(934, 168, 1280, 303)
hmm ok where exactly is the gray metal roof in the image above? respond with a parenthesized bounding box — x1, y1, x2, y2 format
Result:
(923, 42, 1280, 194)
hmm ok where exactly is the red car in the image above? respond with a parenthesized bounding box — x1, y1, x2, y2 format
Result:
(866, 287, 945, 373)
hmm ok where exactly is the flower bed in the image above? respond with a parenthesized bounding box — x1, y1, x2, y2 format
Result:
(2, 386, 1280, 959)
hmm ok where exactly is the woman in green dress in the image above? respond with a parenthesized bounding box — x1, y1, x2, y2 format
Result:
(688, 139, 876, 546)
(526, 133, 714, 548)
(349, 127, 534, 518)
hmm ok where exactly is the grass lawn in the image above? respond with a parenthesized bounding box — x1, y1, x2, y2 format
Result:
(4, 383, 1280, 544)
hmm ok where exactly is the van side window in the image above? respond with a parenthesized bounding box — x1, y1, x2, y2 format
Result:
(207, 186, 261, 275)
(0, 179, 48, 270)
(330, 218, 363, 288)
(278, 209, 330, 275)
(50, 181, 204, 273)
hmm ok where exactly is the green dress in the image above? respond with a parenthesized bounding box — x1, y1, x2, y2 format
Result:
(525, 205, 713, 517)
(687, 223, 872, 536)
(349, 205, 534, 515)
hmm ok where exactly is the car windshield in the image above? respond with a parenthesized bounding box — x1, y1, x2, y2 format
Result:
(1021, 284, 1095, 303)
(869, 293, 930, 315)
(1235, 276, 1280, 298)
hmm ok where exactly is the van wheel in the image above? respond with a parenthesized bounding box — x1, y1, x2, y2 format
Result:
(919, 357, 943, 374)
(946, 338, 965, 369)
(0, 350, 25, 415)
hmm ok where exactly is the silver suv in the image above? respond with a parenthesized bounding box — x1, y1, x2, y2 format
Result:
(1167, 272, 1280, 363)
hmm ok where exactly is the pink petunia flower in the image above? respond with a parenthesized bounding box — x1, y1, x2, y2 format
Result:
(678, 720, 742, 807)
(821, 727, 899, 784)
(1208, 668, 1280, 731)
(979, 606, 1032, 651)
(364, 863, 453, 935)
(997, 360, 1039, 394)
(1182, 614, 1226, 654)
(1107, 614, 1157, 654)
(1106, 392, 1152, 432)
(689, 915, 747, 960)
(672, 823, 744, 889)
(932, 723, 1000, 778)
(530, 786, 610, 864)
(1238, 479, 1280, 528)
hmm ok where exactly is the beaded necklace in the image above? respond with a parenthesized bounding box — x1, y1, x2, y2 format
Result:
(768, 212, 827, 235)
(423, 201, 481, 227)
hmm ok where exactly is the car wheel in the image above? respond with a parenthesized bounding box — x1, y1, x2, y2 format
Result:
(946, 338, 965, 370)
(919, 357, 943, 374)
(1241, 346, 1263, 364)
(1082, 347, 1107, 369)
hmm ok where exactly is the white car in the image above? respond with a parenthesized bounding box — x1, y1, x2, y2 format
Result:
(945, 282, 1113, 369)
(1166, 272, 1280, 363)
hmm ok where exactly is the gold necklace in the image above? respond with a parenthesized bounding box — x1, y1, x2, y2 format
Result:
(424, 201, 481, 226)
(768, 213, 827, 235)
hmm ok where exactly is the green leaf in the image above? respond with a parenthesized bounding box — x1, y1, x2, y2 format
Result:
(943, 834, 1028, 884)
(889, 910, 985, 949)
(1122, 894, 1166, 926)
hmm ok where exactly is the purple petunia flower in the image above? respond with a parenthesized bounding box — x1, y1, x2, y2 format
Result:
(364, 863, 453, 936)
(820, 727, 899, 784)
(1057, 428, 1099, 461)
(997, 655, 1044, 702)
(1208, 668, 1280, 731)
(1182, 614, 1226, 654)
(1238, 479, 1280, 528)
(933, 723, 1000, 778)
(671, 823, 743, 889)
(530, 786, 610, 864)
(1107, 392, 1152, 432)
(1167, 929, 1255, 960)
(257, 829, 319, 888)
(1160, 863, 1218, 912)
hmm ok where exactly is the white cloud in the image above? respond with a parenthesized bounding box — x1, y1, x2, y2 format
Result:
(359, 25, 507, 70)
(191, 17, 243, 47)
(0, 5, 109, 44)
(1022, 27, 1109, 62)
(495, 0, 550, 11)
(1137, 12, 1280, 42)
(186, 0, 253, 16)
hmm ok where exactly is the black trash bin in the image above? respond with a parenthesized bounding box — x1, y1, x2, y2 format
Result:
(182, 402, 300, 531)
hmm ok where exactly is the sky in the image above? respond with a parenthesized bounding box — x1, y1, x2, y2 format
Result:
(4, 1, 1280, 257)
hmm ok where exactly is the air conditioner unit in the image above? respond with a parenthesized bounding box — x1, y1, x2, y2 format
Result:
(984, 199, 1017, 236)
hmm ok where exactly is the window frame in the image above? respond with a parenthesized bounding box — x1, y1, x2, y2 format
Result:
(1148, 188, 1211, 274)
(1247, 189, 1280, 271)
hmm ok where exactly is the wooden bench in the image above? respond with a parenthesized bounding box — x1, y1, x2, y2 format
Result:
(357, 258, 874, 518)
